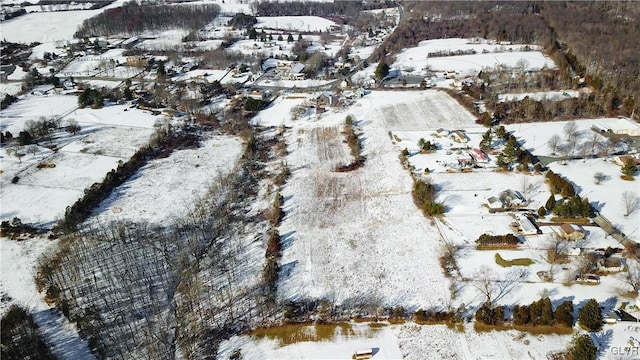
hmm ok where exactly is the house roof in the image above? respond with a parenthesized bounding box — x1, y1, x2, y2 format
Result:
(291, 63, 305, 74)
(560, 223, 583, 234)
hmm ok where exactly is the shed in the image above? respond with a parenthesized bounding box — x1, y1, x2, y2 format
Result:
(289, 63, 306, 80)
(486, 196, 503, 209)
(450, 130, 469, 143)
(353, 349, 373, 360)
(555, 223, 585, 240)
(518, 216, 540, 236)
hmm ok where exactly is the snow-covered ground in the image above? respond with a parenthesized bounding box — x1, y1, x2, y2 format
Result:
(91, 135, 244, 225)
(0, 9, 104, 43)
(1, 94, 161, 226)
(393, 38, 555, 77)
(254, 16, 337, 32)
(498, 90, 580, 103)
(270, 90, 479, 309)
(217, 321, 575, 360)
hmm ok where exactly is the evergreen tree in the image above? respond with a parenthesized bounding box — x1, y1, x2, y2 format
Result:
(156, 61, 166, 80)
(553, 300, 574, 327)
(248, 27, 257, 39)
(287, 33, 294, 43)
(297, 34, 303, 42)
(278, 34, 283, 41)
(496, 125, 507, 139)
(621, 158, 637, 177)
(375, 61, 390, 81)
(502, 137, 518, 166)
(578, 298, 602, 331)
(480, 129, 493, 150)
(545, 194, 556, 211)
(570, 334, 597, 360)
(537, 206, 546, 218)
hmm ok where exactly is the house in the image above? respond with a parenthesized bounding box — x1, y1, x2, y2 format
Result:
(575, 274, 600, 284)
(126, 56, 149, 68)
(469, 148, 488, 163)
(450, 130, 469, 143)
(246, 90, 266, 101)
(555, 223, 586, 240)
(613, 155, 640, 167)
(435, 128, 449, 137)
(288, 63, 306, 80)
(316, 92, 340, 106)
(597, 118, 640, 136)
(500, 189, 526, 207)
(604, 311, 620, 324)
(122, 36, 140, 49)
(486, 196, 503, 209)
(518, 215, 541, 236)
(597, 257, 624, 272)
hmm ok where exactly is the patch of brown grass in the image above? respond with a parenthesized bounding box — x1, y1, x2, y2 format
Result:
(36, 162, 56, 169)
(474, 322, 573, 335)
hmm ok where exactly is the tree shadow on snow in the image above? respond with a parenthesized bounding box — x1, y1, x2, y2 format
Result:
(279, 230, 295, 252)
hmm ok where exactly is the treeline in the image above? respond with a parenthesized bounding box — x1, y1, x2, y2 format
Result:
(55, 125, 200, 232)
(541, 2, 640, 116)
(475, 298, 573, 329)
(1, 305, 56, 360)
(545, 170, 575, 198)
(74, 2, 220, 37)
(253, 1, 367, 25)
(413, 179, 445, 216)
(335, 115, 365, 172)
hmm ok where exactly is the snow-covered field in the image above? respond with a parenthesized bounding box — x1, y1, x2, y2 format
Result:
(254, 16, 337, 32)
(393, 38, 556, 77)
(0, 9, 104, 43)
(92, 135, 244, 225)
(272, 90, 480, 309)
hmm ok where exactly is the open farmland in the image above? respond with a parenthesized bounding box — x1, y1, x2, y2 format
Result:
(393, 38, 556, 77)
(0, 9, 105, 43)
(377, 91, 477, 131)
(254, 16, 337, 32)
(277, 90, 479, 309)
(92, 135, 244, 225)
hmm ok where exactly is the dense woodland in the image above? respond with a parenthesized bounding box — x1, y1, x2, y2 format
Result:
(74, 2, 220, 37)
(252, 0, 394, 26)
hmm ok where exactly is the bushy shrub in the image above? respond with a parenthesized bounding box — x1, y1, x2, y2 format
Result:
(244, 97, 269, 112)
(476, 233, 519, 246)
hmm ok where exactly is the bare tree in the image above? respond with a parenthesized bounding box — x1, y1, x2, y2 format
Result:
(575, 252, 597, 278)
(563, 121, 579, 142)
(622, 191, 640, 216)
(546, 235, 570, 263)
(472, 266, 527, 304)
(593, 172, 606, 184)
(588, 132, 603, 156)
(625, 259, 640, 292)
(547, 134, 561, 155)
